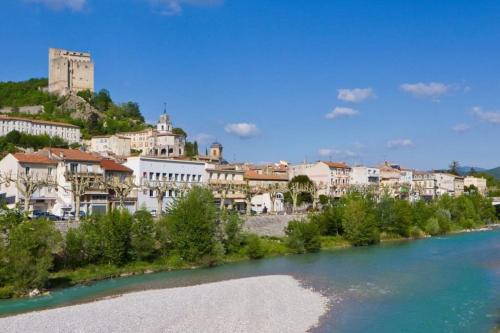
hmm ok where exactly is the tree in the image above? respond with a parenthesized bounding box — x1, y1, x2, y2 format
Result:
(142, 177, 178, 217)
(62, 172, 97, 221)
(263, 183, 288, 213)
(341, 193, 379, 246)
(7, 219, 62, 291)
(163, 187, 219, 262)
(449, 161, 460, 176)
(4, 170, 53, 213)
(285, 220, 321, 253)
(287, 175, 315, 213)
(130, 210, 156, 260)
(100, 175, 136, 209)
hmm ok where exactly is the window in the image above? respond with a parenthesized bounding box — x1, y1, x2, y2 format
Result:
(70, 163, 78, 173)
(149, 190, 154, 197)
(149, 172, 153, 180)
(168, 173, 173, 181)
(181, 174, 184, 181)
(25, 167, 30, 174)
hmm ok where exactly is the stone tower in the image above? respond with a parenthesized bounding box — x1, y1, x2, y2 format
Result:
(48, 48, 94, 96)
(210, 141, 223, 160)
(157, 107, 173, 133)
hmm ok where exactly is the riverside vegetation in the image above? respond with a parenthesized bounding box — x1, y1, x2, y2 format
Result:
(0, 187, 497, 299)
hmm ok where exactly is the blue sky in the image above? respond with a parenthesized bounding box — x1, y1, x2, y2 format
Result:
(1, 0, 500, 169)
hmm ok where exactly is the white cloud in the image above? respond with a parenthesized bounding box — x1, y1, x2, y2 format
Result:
(224, 123, 260, 139)
(399, 82, 450, 99)
(325, 107, 359, 120)
(318, 148, 359, 159)
(193, 133, 214, 144)
(452, 123, 471, 133)
(337, 88, 375, 103)
(472, 106, 500, 124)
(150, 0, 223, 16)
(26, 0, 86, 11)
(387, 139, 414, 149)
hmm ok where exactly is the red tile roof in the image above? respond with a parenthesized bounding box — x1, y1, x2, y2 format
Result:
(322, 161, 350, 169)
(43, 148, 102, 162)
(100, 159, 132, 173)
(244, 170, 288, 181)
(13, 153, 58, 165)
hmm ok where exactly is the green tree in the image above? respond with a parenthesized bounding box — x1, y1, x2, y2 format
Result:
(286, 220, 321, 253)
(341, 193, 379, 246)
(163, 187, 219, 262)
(245, 234, 265, 259)
(7, 219, 62, 291)
(309, 204, 343, 236)
(449, 161, 460, 175)
(220, 210, 243, 254)
(130, 210, 156, 260)
(101, 210, 133, 265)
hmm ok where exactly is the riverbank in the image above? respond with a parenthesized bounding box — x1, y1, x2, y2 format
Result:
(0, 275, 328, 333)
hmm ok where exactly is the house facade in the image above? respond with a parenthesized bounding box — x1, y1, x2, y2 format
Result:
(88, 135, 131, 157)
(290, 161, 351, 198)
(0, 115, 81, 144)
(124, 156, 205, 215)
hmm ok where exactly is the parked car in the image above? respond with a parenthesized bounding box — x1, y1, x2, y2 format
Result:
(30, 211, 61, 221)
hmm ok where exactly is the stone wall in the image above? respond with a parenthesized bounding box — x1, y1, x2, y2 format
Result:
(0, 105, 44, 115)
(242, 213, 308, 237)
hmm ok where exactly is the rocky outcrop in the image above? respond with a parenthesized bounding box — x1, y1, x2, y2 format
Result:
(60, 94, 104, 121)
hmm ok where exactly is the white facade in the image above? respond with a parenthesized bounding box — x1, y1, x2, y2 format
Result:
(350, 166, 380, 187)
(124, 156, 205, 214)
(0, 116, 80, 144)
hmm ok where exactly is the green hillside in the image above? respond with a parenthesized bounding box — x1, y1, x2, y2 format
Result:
(0, 78, 147, 139)
(485, 167, 500, 179)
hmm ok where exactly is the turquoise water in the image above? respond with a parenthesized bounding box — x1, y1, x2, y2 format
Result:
(0, 230, 499, 332)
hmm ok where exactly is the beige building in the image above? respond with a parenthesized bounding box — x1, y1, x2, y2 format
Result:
(0, 115, 80, 143)
(118, 113, 185, 157)
(206, 166, 246, 210)
(413, 172, 464, 199)
(89, 134, 131, 157)
(290, 161, 351, 198)
(48, 48, 94, 96)
(464, 176, 488, 196)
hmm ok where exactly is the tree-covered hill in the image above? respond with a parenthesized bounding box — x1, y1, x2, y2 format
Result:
(485, 167, 500, 179)
(0, 78, 148, 139)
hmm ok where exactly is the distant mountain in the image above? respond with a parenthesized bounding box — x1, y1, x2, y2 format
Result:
(484, 167, 500, 179)
(456, 166, 486, 176)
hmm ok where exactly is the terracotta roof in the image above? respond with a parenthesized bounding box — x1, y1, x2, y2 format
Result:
(13, 153, 58, 165)
(100, 159, 132, 173)
(0, 115, 79, 128)
(43, 148, 102, 162)
(244, 171, 288, 181)
(322, 161, 350, 169)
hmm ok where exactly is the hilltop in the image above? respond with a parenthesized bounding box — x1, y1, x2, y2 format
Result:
(0, 78, 148, 139)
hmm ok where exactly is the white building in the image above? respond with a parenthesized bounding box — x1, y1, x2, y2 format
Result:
(88, 134, 131, 156)
(0, 115, 80, 144)
(0, 153, 58, 212)
(350, 166, 380, 188)
(290, 161, 351, 198)
(413, 172, 464, 200)
(124, 156, 205, 215)
(206, 166, 246, 211)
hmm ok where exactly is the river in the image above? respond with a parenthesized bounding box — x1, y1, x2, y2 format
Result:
(0, 229, 499, 332)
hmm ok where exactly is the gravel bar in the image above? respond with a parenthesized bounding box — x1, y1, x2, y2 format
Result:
(0, 275, 328, 333)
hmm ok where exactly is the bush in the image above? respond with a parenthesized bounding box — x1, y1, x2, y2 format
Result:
(424, 217, 441, 236)
(7, 219, 62, 291)
(285, 220, 321, 253)
(409, 226, 425, 239)
(309, 205, 343, 236)
(101, 210, 133, 265)
(245, 234, 265, 259)
(220, 210, 243, 254)
(131, 210, 156, 260)
(0, 285, 15, 299)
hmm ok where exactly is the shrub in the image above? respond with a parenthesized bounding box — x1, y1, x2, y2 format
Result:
(424, 217, 441, 236)
(7, 219, 62, 291)
(220, 210, 243, 254)
(245, 234, 265, 259)
(101, 210, 133, 265)
(341, 194, 380, 246)
(285, 220, 321, 253)
(131, 210, 156, 260)
(409, 226, 425, 239)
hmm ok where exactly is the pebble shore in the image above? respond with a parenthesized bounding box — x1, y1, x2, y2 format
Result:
(0, 275, 328, 333)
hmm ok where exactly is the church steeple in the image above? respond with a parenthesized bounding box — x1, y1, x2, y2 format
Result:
(157, 103, 172, 132)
